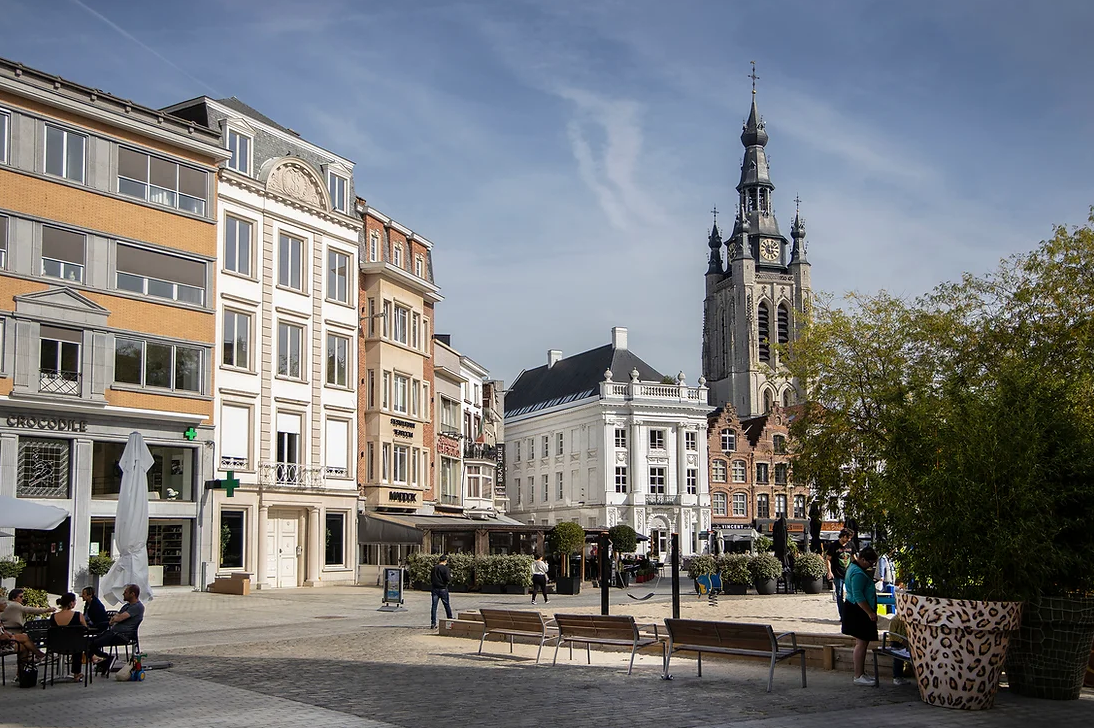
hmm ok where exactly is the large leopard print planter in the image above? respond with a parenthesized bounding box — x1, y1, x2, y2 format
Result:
(897, 593, 1023, 711)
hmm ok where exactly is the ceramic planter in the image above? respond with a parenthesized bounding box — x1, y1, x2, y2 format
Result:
(754, 578, 777, 595)
(1005, 595, 1094, 700)
(799, 576, 824, 594)
(724, 583, 749, 596)
(897, 592, 1023, 711)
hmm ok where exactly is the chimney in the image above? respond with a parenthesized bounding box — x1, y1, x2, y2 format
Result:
(547, 349, 563, 368)
(611, 327, 628, 350)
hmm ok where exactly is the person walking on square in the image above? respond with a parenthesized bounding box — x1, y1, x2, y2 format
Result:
(429, 554, 453, 630)
(824, 528, 856, 618)
(531, 554, 549, 604)
(841, 547, 880, 685)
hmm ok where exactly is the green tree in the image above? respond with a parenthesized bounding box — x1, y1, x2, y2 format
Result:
(785, 213, 1094, 601)
(608, 524, 638, 554)
(546, 522, 586, 576)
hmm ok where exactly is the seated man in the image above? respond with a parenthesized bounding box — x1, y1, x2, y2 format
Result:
(81, 586, 110, 632)
(91, 584, 144, 674)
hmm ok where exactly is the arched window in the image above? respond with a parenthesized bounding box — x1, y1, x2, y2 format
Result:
(712, 459, 727, 483)
(720, 429, 736, 452)
(732, 492, 747, 517)
(777, 303, 790, 345)
(763, 389, 773, 413)
(783, 389, 792, 407)
(731, 460, 747, 483)
(757, 302, 770, 362)
(712, 492, 727, 517)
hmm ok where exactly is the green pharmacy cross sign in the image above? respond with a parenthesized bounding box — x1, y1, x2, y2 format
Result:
(183, 427, 197, 441)
(207, 471, 242, 497)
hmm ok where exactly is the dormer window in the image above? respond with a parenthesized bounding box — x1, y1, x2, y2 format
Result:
(328, 172, 347, 213)
(393, 243, 403, 268)
(369, 230, 380, 262)
(226, 128, 251, 174)
(414, 254, 424, 278)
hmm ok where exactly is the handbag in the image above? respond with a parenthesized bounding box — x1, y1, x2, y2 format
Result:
(18, 661, 38, 688)
(115, 659, 133, 681)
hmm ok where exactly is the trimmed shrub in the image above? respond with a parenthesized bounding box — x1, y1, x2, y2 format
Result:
(0, 556, 26, 580)
(88, 554, 114, 577)
(687, 554, 716, 580)
(793, 552, 827, 580)
(608, 525, 638, 554)
(748, 554, 782, 582)
(718, 554, 752, 585)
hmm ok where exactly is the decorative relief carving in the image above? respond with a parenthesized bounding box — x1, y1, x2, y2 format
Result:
(615, 451, 627, 464)
(687, 454, 698, 466)
(648, 456, 669, 465)
(633, 508, 645, 528)
(607, 507, 620, 527)
(268, 162, 324, 207)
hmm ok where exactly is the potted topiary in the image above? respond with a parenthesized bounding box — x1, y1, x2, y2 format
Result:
(608, 525, 638, 587)
(87, 553, 114, 590)
(547, 522, 586, 595)
(753, 535, 773, 554)
(0, 555, 25, 592)
(503, 554, 534, 594)
(793, 552, 826, 594)
(718, 554, 752, 595)
(748, 554, 781, 595)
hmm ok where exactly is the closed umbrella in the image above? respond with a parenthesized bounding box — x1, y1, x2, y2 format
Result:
(98, 432, 154, 606)
(773, 515, 788, 567)
(0, 495, 67, 529)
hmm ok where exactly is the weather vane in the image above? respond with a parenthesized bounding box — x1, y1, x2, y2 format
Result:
(749, 61, 759, 95)
(711, 204, 718, 226)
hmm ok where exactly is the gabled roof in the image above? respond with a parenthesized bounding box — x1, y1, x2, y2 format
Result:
(741, 414, 769, 447)
(504, 344, 663, 417)
(216, 97, 296, 135)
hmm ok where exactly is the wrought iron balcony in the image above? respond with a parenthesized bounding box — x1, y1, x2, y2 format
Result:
(258, 461, 326, 488)
(463, 442, 498, 461)
(39, 368, 80, 396)
(220, 455, 248, 470)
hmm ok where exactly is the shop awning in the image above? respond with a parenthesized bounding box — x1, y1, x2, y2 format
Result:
(358, 513, 424, 545)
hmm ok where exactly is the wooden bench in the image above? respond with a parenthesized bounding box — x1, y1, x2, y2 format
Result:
(552, 614, 664, 675)
(663, 619, 807, 692)
(477, 609, 559, 664)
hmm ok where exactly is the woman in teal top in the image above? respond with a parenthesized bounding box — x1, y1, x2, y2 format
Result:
(841, 547, 879, 686)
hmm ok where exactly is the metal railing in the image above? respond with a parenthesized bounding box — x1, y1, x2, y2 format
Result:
(39, 368, 80, 396)
(463, 442, 498, 460)
(220, 456, 247, 469)
(258, 461, 326, 488)
(439, 492, 461, 505)
(646, 494, 681, 506)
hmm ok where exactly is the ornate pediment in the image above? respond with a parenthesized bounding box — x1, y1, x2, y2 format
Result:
(15, 287, 110, 327)
(266, 159, 328, 209)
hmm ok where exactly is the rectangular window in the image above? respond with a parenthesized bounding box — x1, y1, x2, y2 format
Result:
(393, 305, 409, 344)
(713, 493, 727, 517)
(369, 231, 379, 262)
(41, 226, 85, 282)
(411, 447, 420, 485)
(649, 429, 666, 450)
(756, 494, 770, 519)
(18, 437, 70, 498)
(278, 233, 303, 290)
(227, 129, 250, 174)
(277, 322, 303, 379)
(326, 333, 349, 387)
(721, 429, 736, 452)
(367, 369, 376, 408)
(393, 243, 403, 268)
(514, 441, 521, 462)
(328, 173, 347, 213)
(393, 374, 408, 413)
(467, 465, 482, 499)
(45, 124, 85, 183)
(440, 457, 460, 503)
(410, 379, 420, 417)
(222, 310, 251, 369)
(414, 254, 424, 278)
(686, 468, 698, 495)
(381, 443, 390, 482)
(0, 215, 7, 269)
(712, 460, 727, 483)
(113, 337, 203, 393)
(542, 474, 549, 502)
(527, 438, 534, 460)
(775, 494, 787, 517)
(733, 493, 747, 517)
(649, 466, 666, 494)
(529, 476, 534, 504)
(515, 477, 521, 505)
(615, 466, 628, 493)
(116, 244, 205, 305)
(0, 110, 8, 164)
(117, 146, 205, 213)
(382, 300, 391, 338)
(556, 432, 564, 456)
(367, 442, 374, 481)
(556, 472, 563, 500)
(367, 298, 377, 337)
(324, 512, 345, 566)
(39, 326, 81, 395)
(224, 216, 252, 276)
(220, 510, 245, 568)
(773, 434, 787, 454)
(542, 435, 550, 457)
(685, 431, 697, 451)
(794, 495, 806, 519)
(411, 313, 420, 349)
(774, 463, 788, 485)
(732, 460, 747, 483)
(614, 428, 627, 448)
(328, 250, 349, 303)
(756, 463, 769, 484)
(382, 371, 391, 410)
(440, 397, 460, 434)
(392, 445, 408, 484)
(220, 404, 250, 469)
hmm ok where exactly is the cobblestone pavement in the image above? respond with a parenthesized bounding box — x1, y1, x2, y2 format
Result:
(3, 587, 1091, 727)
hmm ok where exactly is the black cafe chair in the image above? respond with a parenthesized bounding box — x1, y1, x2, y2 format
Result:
(43, 625, 92, 688)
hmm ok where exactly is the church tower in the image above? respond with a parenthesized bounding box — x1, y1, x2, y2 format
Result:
(702, 69, 812, 417)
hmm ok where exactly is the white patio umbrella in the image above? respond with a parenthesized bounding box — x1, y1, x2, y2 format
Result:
(98, 432, 154, 606)
(0, 495, 68, 529)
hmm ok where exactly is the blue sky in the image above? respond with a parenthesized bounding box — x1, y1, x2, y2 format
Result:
(3, 0, 1093, 384)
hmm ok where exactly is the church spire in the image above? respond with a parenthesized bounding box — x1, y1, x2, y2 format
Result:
(734, 62, 783, 244)
(791, 194, 808, 263)
(706, 205, 723, 275)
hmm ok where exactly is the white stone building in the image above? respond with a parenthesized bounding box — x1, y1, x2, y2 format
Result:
(505, 328, 711, 556)
(166, 97, 362, 588)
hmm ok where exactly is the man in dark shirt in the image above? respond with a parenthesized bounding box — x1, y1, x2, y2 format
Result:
(430, 554, 453, 630)
(91, 583, 144, 674)
(825, 529, 857, 618)
(81, 586, 109, 632)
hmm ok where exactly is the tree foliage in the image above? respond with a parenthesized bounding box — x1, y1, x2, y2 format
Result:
(785, 212, 1094, 601)
(608, 525, 638, 554)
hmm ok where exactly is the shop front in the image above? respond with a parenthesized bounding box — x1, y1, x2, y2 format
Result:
(0, 402, 210, 593)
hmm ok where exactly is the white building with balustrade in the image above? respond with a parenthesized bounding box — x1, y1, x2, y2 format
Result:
(504, 327, 711, 557)
(165, 96, 362, 589)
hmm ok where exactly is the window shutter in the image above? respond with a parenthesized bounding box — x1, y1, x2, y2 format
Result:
(325, 419, 348, 470)
(221, 405, 249, 458)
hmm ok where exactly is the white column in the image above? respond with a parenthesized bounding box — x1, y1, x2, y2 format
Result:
(674, 424, 686, 497)
(255, 505, 268, 589)
(305, 506, 321, 586)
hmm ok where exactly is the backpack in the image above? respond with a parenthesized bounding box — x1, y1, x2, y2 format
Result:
(17, 661, 38, 688)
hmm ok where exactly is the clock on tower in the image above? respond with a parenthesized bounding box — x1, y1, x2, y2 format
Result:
(759, 239, 781, 262)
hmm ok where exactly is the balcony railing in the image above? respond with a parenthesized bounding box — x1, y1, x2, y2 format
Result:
(258, 461, 326, 488)
(646, 494, 681, 506)
(39, 369, 81, 396)
(601, 380, 707, 403)
(464, 442, 498, 461)
(439, 492, 461, 505)
(220, 455, 248, 470)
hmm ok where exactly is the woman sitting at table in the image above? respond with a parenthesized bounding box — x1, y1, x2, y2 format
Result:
(49, 592, 87, 682)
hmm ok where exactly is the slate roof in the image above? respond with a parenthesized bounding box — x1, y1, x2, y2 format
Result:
(216, 97, 297, 135)
(504, 344, 664, 417)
